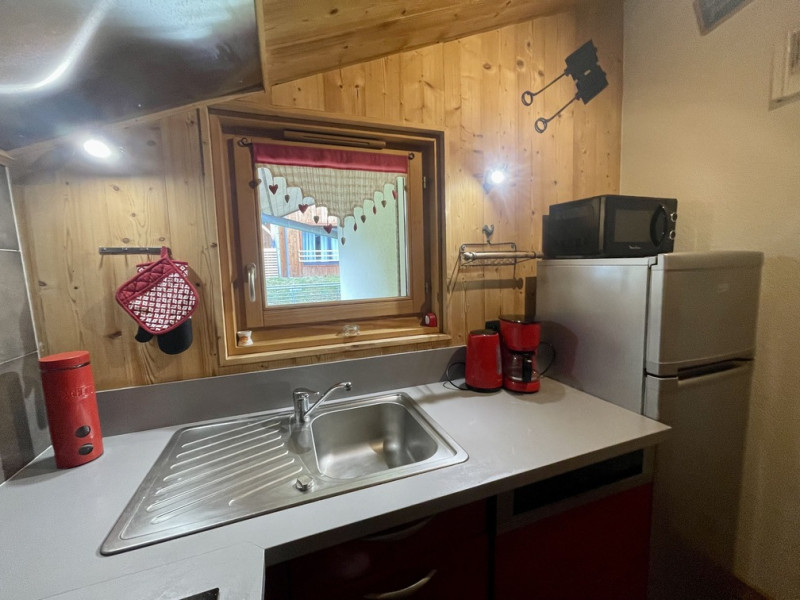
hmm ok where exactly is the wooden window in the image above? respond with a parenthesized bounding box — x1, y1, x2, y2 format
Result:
(209, 111, 445, 361)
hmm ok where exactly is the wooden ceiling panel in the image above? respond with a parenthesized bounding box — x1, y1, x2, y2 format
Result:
(260, 0, 577, 83)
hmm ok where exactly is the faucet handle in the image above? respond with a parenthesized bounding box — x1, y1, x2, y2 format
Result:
(292, 387, 316, 399)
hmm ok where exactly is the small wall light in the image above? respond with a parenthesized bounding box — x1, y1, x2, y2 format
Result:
(483, 166, 508, 192)
(82, 138, 112, 159)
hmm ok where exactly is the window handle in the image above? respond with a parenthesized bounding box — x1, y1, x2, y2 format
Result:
(246, 263, 257, 302)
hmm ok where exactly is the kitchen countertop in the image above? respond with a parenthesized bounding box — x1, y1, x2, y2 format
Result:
(0, 378, 670, 600)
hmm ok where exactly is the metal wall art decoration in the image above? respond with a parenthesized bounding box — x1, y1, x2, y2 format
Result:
(520, 40, 608, 133)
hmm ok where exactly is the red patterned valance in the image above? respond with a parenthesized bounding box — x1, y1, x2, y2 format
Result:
(253, 142, 407, 226)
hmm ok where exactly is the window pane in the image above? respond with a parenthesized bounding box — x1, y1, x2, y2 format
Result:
(255, 146, 410, 308)
(261, 207, 341, 306)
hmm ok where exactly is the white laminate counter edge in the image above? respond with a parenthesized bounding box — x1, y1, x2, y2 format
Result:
(0, 379, 670, 600)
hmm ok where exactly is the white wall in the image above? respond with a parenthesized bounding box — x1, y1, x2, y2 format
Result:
(621, 1, 800, 598)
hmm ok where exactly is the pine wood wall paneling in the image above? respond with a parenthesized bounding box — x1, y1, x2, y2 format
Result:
(16, 159, 154, 386)
(480, 29, 503, 327)
(98, 127, 171, 386)
(14, 111, 220, 389)
(421, 45, 446, 129)
(455, 33, 490, 337)
(494, 26, 528, 320)
(261, 0, 579, 84)
(555, 12, 577, 205)
(400, 50, 425, 125)
(363, 59, 389, 121)
(12, 7, 623, 389)
(538, 12, 575, 216)
(158, 111, 221, 381)
(441, 39, 467, 345)
(247, 8, 622, 360)
(261, 0, 464, 47)
(514, 20, 541, 314)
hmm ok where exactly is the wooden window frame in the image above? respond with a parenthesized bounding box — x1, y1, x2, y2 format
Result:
(209, 110, 446, 363)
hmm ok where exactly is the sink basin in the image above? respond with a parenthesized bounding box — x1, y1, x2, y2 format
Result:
(101, 393, 467, 555)
(312, 400, 438, 479)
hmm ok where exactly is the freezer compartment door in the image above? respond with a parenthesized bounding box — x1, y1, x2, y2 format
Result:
(644, 361, 753, 596)
(537, 258, 653, 414)
(646, 251, 763, 376)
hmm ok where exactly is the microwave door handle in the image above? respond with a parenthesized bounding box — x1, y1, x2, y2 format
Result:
(650, 205, 668, 247)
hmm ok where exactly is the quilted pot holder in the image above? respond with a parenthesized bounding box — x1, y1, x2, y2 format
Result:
(115, 247, 198, 335)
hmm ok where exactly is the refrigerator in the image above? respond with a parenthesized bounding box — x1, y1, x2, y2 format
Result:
(535, 251, 763, 599)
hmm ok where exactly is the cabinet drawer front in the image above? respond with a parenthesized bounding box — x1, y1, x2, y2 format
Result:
(291, 535, 489, 600)
(288, 500, 487, 587)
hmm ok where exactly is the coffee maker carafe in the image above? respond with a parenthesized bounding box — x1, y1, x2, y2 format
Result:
(499, 315, 542, 393)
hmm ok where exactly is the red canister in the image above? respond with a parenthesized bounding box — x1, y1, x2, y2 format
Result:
(39, 351, 104, 468)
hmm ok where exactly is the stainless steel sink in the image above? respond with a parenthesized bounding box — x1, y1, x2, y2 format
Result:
(101, 393, 467, 555)
(312, 400, 439, 479)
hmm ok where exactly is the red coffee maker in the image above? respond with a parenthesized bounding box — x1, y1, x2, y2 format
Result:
(499, 315, 542, 393)
(39, 350, 104, 468)
(465, 329, 503, 392)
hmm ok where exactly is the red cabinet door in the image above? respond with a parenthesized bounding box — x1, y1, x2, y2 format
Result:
(494, 484, 653, 600)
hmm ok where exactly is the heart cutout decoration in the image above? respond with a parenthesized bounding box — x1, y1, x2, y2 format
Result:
(298, 204, 309, 213)
(268, 184, 279, 195)
(353, 223, 358, 231)
(392, 189, 397, 199)
(381, 199, 387, 207)
(313, 215, 319, 223)
(285, 194, 290, 203)
(361, 215, 366, 223)
(323, 225, 333, 234)
(373, 205, 377, 214)
(341, 237, 346, 245)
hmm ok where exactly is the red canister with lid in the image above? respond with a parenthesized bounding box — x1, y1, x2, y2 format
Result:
(39, 351, 104, 468)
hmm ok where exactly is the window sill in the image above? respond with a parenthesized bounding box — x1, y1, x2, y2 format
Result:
(219, 333, 452, 367)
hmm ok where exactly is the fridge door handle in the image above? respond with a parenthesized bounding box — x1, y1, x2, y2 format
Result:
(644, 360, 753, 420)
(675, 359, 752, 383)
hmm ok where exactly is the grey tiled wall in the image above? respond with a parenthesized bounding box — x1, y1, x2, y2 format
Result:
(0, 166, 49, 483)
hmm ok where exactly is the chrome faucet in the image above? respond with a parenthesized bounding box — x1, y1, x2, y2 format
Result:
(292, 381, 352, 424)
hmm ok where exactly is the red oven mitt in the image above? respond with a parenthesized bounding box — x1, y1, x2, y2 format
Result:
(115, 247, 198, 335)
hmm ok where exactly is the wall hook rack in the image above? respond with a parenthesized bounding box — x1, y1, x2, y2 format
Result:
(99, 247, 171, 257)
(459, 242, 538, 267)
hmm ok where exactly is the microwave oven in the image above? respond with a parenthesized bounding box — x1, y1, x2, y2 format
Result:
(542, 195, 677, 258)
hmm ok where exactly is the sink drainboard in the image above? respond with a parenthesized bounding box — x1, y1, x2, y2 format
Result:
(101, 393, 467, 555)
